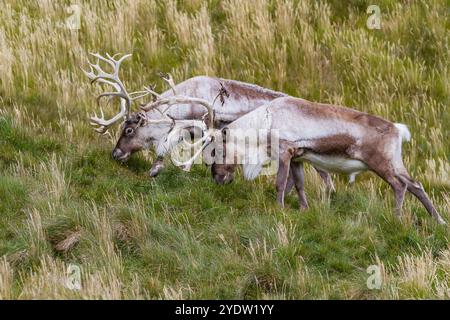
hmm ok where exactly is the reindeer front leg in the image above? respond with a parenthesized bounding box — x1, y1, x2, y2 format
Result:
(149, 156, 165, 177)
(276, 148, 294, 207)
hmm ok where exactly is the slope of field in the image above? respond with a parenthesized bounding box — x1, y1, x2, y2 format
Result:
(0, 0, 449, 299)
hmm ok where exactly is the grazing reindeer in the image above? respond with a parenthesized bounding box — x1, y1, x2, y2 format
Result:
(82, 53, 334, 191)
(181, 97, 446, 224)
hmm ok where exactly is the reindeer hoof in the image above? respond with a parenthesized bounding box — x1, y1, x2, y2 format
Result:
(148, 169, 160, 177)
(276, 201, 285, 208)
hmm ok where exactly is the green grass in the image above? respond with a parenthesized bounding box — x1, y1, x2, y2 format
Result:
(0, 0, 449, 299)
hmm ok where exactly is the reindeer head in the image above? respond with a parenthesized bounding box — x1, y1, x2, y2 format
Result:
(112, 112, 153, 161)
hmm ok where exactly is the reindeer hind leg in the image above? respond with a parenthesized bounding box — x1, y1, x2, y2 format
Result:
(363, 159, 408, 218)
(377, 172, 407, 218)
(366, 158, 445, 224)
(353, 135, 445, 224)
(398, 174, 446, 225)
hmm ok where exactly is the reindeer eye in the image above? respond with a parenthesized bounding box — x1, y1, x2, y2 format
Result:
(125, 127, 134, 136)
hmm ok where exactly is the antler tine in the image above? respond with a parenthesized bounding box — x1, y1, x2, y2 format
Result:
(129, 90, 151, 101)
(86, 53, 131, 87)
(141, 96, 215, 129)
(104, 52, 132, 76)
(158, 72, 177, 95)
(81, 65, 117, 88)
(81, 65, 94, 79)
(127, 84, 161, 102)
(82, 52, 133, 133)
(90, 52, 115, 69)
(143, 85, 161, 99)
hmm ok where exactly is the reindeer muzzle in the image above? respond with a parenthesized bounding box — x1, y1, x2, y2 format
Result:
(112, 148, 130, 162)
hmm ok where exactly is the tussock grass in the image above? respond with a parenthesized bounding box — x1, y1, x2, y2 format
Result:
(0, 0, 448, 299)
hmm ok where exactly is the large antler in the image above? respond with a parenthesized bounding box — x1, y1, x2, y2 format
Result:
(140, 72, 214, 127)
(82, 53, 154, 133)
(139, 73, 218, 171)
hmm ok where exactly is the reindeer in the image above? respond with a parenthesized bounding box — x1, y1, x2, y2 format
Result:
(82, 53, 334, 192)
(178, 96, 446, 225)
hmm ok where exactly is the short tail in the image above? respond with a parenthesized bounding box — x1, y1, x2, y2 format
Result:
(394, 123, 411, 142)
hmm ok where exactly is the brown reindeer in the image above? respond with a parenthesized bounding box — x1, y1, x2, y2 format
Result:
(184, 97, 445, 224)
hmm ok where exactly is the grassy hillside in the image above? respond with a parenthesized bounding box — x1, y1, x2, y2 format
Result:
(0, 0, 449, 299)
